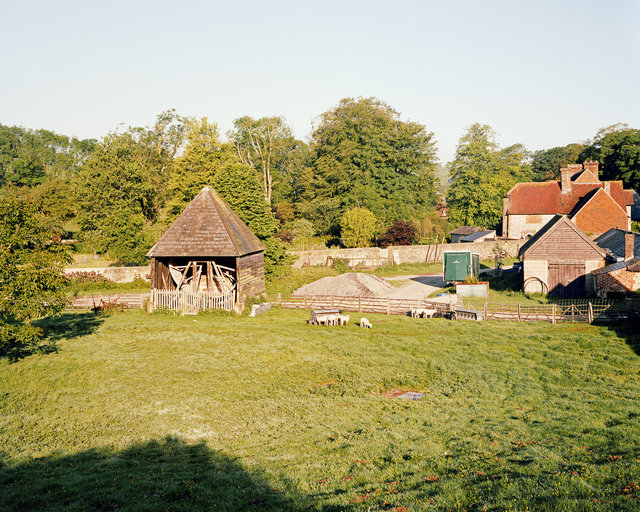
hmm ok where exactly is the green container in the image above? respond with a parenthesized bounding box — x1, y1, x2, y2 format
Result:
(443, 251, 480, 283)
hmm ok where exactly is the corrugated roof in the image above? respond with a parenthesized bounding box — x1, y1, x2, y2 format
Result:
(594, 228, 640, 260)
(147, 186, 264, 258)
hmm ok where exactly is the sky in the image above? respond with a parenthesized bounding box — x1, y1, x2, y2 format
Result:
(1, 0, 639, 163)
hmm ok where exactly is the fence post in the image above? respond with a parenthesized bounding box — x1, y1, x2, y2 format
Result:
(277, 292, 281, 304)
(588, 302, 593, 324)
(358, 296, 362, 312)
(517, 303, 521, 322)
(483, 299, 488, 321)
(387, 297, 391, 315)
(552, 304, 556, 324)
(331, 295, 334, 309)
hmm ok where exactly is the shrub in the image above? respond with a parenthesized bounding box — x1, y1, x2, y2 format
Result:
(274, 229, 294, 244)
(378, 220, 416, 248)
(340, 207, 377, 248)
(291, 218, 315, 239)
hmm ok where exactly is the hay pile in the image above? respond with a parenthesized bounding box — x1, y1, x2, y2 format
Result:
(293, 273, 395, 297)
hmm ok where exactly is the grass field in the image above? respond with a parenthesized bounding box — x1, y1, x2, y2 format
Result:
(2, 310, 639, 511)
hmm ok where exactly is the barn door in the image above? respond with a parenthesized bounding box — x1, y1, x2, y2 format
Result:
(548, 264, 586, 297)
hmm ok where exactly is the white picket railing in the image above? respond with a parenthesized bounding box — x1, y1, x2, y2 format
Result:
(152, 289, 235, 313)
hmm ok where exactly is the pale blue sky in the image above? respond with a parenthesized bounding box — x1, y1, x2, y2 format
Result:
(1, 0, 639, 162)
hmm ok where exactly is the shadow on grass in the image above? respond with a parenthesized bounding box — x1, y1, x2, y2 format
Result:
(604, 320, 640, 357)
(2, 313, 105, 363)
(33, 312, 104, 343)
(0, 437, 304, 512)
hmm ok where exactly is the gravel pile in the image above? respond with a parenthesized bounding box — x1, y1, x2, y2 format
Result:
(293, 273, 395, 297)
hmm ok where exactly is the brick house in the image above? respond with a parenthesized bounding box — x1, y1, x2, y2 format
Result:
(502, 161, 634, 238)
(518, 215, 608, 296)
(592, 229, 640, 296)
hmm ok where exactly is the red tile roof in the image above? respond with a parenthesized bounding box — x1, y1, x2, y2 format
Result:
(507, 180, 633, 216)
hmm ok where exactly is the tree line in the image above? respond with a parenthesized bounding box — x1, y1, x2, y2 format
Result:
(1, 99, 639, 269)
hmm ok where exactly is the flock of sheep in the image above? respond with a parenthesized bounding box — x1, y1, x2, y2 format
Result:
(308, 311, 373, 328)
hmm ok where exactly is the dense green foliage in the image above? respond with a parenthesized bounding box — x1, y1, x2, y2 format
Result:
(228, 116, 295, 206)
(0, 196, 69, 357)
(581, 124, 640, 192)
(447, 124, 531, 230)
(305, 97, 438, 232)
(1, 310, 639, 510)
(531, 143, 585, 181)
(1, 110, 637, 270)
(340, 207, 377, 248)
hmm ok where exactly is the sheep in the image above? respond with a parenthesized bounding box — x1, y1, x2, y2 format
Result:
(337, 314, 350, 326)
(360, 317, 372, 329)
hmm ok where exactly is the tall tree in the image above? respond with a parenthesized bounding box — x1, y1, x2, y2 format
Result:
(163, 118, 238, 222)
(228, 116, 294, 206)
(308, 97, 438, 231)
(0, 195, 69, 358)
(580, 124, 640, 191)
(74, 131, 161, 264)
(531, 143, 584, 181)
(447, 124, 531, 229)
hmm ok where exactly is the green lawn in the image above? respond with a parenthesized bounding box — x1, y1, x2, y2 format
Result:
(1, 310, 639, 511)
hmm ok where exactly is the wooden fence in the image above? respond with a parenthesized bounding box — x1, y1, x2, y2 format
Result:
(152, 289, 235, 314)
(71, 293, 148, 309)
(267, 294, 639, 324)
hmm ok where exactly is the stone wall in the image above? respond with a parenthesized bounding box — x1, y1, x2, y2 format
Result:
(595, 268, 640, 294)
(65, 266, 151, 283)
(506, 214, 555, 239)
(290, 239, 524, 268)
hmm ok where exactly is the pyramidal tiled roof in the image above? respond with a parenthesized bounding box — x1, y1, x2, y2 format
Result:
(147, 186, 264, 258)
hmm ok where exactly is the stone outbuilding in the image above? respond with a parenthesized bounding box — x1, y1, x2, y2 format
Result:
(518, 215, 608, 297)
(592, 229, 640, 296)
(146, 186, 265, 309)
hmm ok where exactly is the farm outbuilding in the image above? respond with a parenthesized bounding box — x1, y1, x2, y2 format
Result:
(519, 215, 608, 297)
(146, 186, 265, 311)
(592, 229, 640, 296)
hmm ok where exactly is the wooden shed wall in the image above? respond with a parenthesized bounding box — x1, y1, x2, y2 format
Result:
(526, 222, 603, 262)
(151, 256, 238, 291)
(236, 252, 265, 302)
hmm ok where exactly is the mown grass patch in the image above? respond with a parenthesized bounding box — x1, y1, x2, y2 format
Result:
(1, 310, 639, 510)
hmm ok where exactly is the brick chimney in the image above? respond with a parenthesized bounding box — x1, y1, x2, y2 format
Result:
(625, 232, 635, 260)
(583, 160, 599, 177)
(561, 164, 581, 193)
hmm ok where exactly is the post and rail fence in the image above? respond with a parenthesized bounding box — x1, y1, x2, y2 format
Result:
(266, 294, 639, 324)
(70, 290, 638, 323)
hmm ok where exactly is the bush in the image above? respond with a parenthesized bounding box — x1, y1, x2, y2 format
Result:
(378, 220, 416, 248)
(291, 218, 315, 239)
(274, 229, 294, 244)
(263, 237, 295, 280)
(340, 207, 376, 248)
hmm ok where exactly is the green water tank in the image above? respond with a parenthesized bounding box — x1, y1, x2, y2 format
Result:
(443, 251, 480, 283)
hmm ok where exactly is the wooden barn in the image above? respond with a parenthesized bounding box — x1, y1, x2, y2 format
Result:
(146, 186, 265, 312)
(518, 215, 608, 297)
